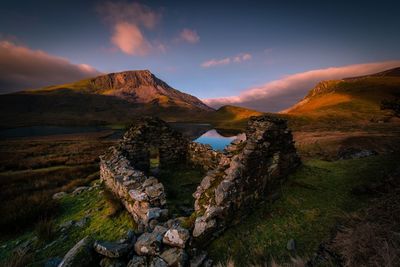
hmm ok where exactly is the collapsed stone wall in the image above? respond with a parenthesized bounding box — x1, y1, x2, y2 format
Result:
(192, 115, 300, 239)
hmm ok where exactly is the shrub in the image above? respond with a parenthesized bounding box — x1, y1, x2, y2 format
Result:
(35, 217, 56, 242)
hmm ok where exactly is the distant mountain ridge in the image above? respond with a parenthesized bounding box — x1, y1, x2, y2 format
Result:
(283, 67, 400, 125)
(30, 70, 213, 112)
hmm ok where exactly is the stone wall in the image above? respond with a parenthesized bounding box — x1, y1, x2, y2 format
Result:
(119, 117, 189, 172)
(100, 147, 168, 226)
(187, 142, 224, 171)
(192, 115, 300, 240)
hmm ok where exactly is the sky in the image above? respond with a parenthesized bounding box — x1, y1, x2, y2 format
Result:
(1, 0, 400, 111)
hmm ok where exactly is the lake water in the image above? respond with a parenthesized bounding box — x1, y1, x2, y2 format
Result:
(0, 124, 240, 150)
(194, 129, 238, 150)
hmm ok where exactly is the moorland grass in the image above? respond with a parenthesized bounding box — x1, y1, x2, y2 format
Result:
(0, 138, 115, 235)
(0, 185, 136, 267)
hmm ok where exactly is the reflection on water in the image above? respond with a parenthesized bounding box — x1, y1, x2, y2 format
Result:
(194, 129, 238, 151)
(169, 123, 212, 140)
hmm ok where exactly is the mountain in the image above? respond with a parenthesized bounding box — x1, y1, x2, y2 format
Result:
(0, 70, 213, 128)
(283, 67, 400, 125)
(34, 70, 212, 111)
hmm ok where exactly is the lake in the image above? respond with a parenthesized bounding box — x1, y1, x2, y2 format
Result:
(0, 124, 240, 150)
(194, 129, 238, 150)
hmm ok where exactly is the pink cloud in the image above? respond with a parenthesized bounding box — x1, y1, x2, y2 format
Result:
(0, 41, 101, 93)
(201, 53, 252, 68)
(203, 60, 400, 112)
(111, 22, 151, 56)
(179, 28, 200, 44)
(97, 1, 163, 56)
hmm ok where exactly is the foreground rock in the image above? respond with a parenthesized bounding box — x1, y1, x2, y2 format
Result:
(134, 232, 163, 256)
(163, 226, 190, 248)
(58, 236, 95, 267)
(160, 248, 188, 267)
(94, 240, 131, 258)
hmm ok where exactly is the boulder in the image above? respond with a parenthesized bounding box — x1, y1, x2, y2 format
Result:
(192, 217, 217, 238)
(58, 236, 95, 267)
(145, 183, 164, 198)
(134, 232, 163, 256)
(160, 248, 188, 267)
(127, 256, 147, 267)
(94, 240, 131, 258)
(129, 189, 148, 201)
(149, 257, 168, 267)
(163, 227, 190, 248)
(100, 257, 126, 267)
(52, 192, 67, 200)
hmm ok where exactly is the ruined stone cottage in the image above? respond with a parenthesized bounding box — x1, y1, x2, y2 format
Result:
(100, 115, 300, 244)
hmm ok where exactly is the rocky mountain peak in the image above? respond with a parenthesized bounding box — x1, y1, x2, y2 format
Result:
(88, 70, 213, 111)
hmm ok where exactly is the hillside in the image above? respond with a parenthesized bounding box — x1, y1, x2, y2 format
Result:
(283, 67, 400, 128)
(207, 105, 264, 129)
(0, 70, 214, 128)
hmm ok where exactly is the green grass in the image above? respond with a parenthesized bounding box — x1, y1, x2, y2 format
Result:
(207, 153, 400, 266)
(159, 166, 205, 216)
(0, 183, 136, 266)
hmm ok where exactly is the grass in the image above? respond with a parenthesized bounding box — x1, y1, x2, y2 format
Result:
(158, 165, 205, 216)
(207, 153, 400, 266)
(0, 183, 136, 267)
(0, 137, 115, 236)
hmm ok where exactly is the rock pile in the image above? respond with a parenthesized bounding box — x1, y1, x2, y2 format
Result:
(58, 222, 212, 267)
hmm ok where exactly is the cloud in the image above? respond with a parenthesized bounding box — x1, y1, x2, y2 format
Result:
(0, 41, 101, 94)
(203, 60, 400, 112)
(111, 22, 151, 56)
(179, 28, 200, 44)
(201, 53, 252, 68)
(97, 1, 161, 56)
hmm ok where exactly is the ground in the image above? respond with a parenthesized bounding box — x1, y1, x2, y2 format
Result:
(0, 122, 400, 266)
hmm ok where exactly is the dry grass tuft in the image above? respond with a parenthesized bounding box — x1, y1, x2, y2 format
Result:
(103, 189, 123, 218)
(331, 170, 400, 267)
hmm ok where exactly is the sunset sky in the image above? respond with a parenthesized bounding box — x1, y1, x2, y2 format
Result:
(1, 0, 400, 111)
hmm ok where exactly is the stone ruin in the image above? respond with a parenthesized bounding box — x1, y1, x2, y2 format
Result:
(99, 115, 300, 265)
